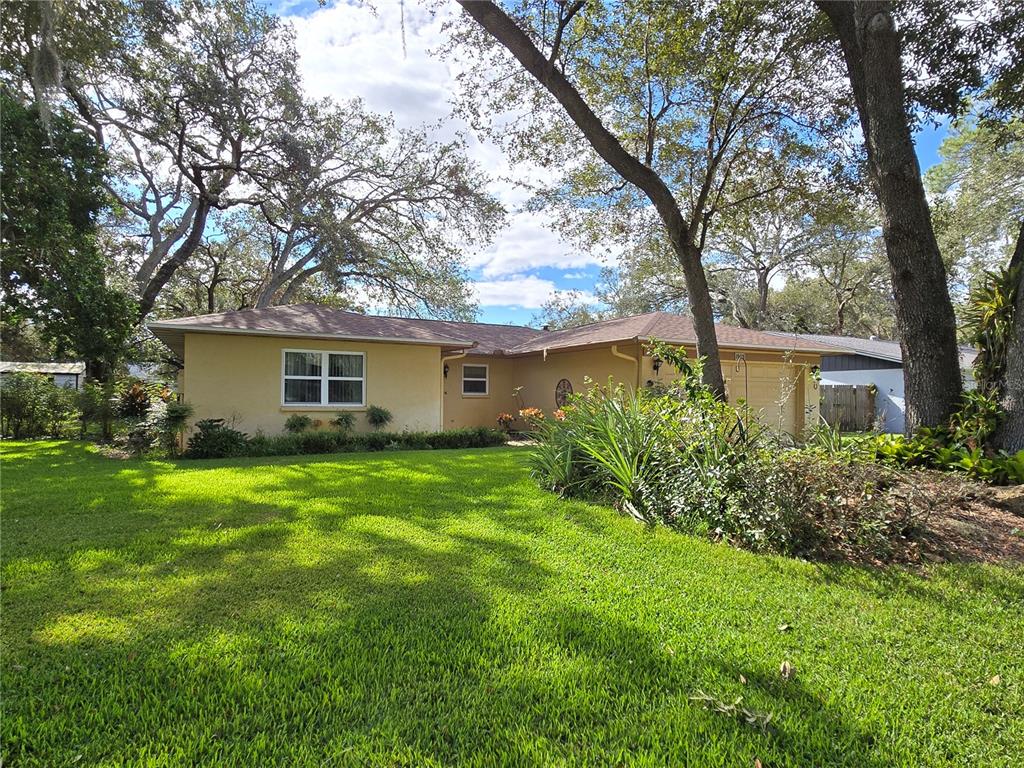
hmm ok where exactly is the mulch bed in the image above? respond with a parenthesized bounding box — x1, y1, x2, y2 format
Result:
(918, 481, 1024, 564)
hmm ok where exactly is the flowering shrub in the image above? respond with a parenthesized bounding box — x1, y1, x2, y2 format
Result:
(552, 409, 566, 421)
(519, 407, 545, 424)
(496, 412, 515, 431)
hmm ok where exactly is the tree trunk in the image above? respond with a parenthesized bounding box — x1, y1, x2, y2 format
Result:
(137, 198, 212, 319)
(818, 1, 962, 432)
(456, 0, 726, 398)
(755, 268, 770, 329)
(994, 222, 1024, 451)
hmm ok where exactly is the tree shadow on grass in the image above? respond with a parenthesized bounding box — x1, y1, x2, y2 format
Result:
(5, 537, 886, 767)
(807, 559, 1024, 609)
(1, 445, 1012, 765)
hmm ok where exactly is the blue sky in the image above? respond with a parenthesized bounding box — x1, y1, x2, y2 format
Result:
(272, 0, 949, 327)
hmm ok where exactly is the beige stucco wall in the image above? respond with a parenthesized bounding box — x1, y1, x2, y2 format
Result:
(513, 343, 644, 413)
(441, 342, 820, 436)
(181, 331, 821, 437)
(182, 332, 442, 435)
(441, 355, 519, 431)
(640, 347, 821, 435)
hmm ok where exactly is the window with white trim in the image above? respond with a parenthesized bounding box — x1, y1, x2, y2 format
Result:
(282, 350, 365, 406)
(462, 363, 488, 396)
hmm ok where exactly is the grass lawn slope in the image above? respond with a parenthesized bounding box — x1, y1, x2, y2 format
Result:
(2, 441, 1022, 766)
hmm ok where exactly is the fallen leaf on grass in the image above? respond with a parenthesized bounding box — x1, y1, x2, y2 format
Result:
(780, 660, 794, 680)
(689, 690, 773, 730)
(989, 675, 1001, 686)
(777, 623, 791, 632)
(739, 674, 747, 685)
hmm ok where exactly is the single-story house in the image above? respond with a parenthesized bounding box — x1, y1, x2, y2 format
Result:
(0, 361, 86, 390)
(148, 305, 838, 437)
(768, 333, 977, 433)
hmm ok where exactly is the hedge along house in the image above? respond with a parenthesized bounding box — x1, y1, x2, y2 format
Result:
(149, 304, 838, 437)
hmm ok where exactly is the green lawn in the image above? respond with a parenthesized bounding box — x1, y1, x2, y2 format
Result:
(1, 441, 1021, 767)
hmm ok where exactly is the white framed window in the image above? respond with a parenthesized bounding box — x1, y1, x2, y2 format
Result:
(282, 349, 365, 407)
(462, 363, 488, 396)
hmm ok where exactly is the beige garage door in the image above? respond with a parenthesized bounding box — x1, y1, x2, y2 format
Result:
(725, 363, 799, 434)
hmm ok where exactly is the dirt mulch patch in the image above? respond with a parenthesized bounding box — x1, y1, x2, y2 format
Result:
(918, 481, 1024, 565)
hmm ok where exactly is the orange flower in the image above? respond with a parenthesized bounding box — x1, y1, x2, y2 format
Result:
(518, 407, 545, 423)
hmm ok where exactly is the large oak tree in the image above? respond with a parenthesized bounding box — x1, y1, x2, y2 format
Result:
(453, 0, 843, 397)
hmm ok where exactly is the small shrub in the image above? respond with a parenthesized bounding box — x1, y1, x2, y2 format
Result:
(155, 400, 194, 455)
(117, 382, 152, 420)
(496, 412, 514, 431)
(43, 383, 78, 438)
(185, 419, 249, 459)
(296, 430, 339, 454)
(284, 414, 313, 434)
(123, 419, 159, 457)
(366, 405, 392, 431)
(331, 412, 356, 433)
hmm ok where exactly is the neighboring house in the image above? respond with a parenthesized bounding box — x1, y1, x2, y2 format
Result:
(769, 333, 977, 433)
(0, 361, 86, 390)
(148, 305, 838, 437)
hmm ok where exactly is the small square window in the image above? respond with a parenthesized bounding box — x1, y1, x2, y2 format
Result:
(462, 364, 488, 396)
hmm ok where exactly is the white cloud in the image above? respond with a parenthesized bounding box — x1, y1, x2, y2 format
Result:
(288, 3, 452, 129)
(467, 211, 602, 278)
(472, 275, 595, 309)
(285, 2, 593, 283)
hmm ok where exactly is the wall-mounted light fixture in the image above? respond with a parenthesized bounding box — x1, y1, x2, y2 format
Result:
(652, 356, 663, 374)
(443, 363, 450, 378)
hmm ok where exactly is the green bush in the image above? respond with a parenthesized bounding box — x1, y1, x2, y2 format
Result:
(330, 412, 356, 433)
(283, 414, 313, 434)
(122, 420, 159, 457)
(154, 400, 194, 455)
(0, 372, 81, 438)
(185, 419, 249, 459)
(848, 391, 1024, 485)
(186, 423, 507, 459)
(366, 405, 392, 431)
(528, 361, 946, 562)
(77, 381, 116, 440)
(42, 382, 78, 438)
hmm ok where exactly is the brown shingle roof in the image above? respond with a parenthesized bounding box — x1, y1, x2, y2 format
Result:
(505, 312, 839, 354)
(772, 332, 978, 369)
(149, 305, 837, 360)
(148, 303, 544, 358)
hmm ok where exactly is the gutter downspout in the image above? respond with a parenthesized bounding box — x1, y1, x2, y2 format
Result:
(611, 342, 640, 390)
(440, 350, 469, 429)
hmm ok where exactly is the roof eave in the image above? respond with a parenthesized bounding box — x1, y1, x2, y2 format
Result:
(146, 323, 479, 356)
